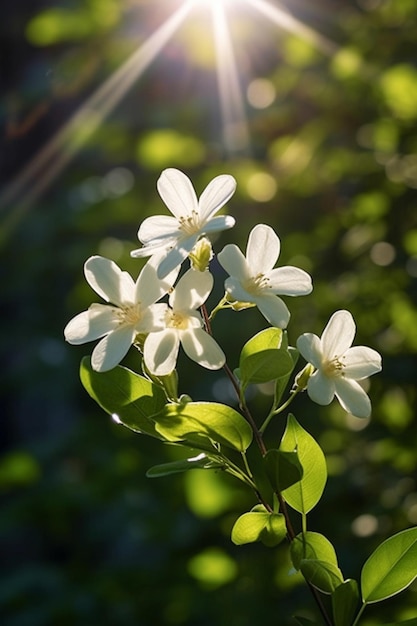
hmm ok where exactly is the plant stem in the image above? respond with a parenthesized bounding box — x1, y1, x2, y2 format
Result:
(351, 603, 367, 626)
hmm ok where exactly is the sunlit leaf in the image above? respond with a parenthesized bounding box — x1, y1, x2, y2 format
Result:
(152, 402, 253, 452)
(300, 559, 344, 594)
(332, 579, 360, 626)
(280, 415, 327, 514)
(231, 508, 286, 547)
(361, 527, 417, 603)
(264, 448, 303, 492)
(80, 357, 165, 438)
(240, 327, 283, 359)
(291, 532, 339, 571)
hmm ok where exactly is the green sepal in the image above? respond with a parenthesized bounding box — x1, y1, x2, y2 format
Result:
(79, 357, 165, 438)
(264, 448, 303, 492)
(231, 506, 286, 547)
(146, 453, 224, 478)
(361, 527, 417, 604)
(280, 415, 327, 514)
(299, 559, 344, 594)
(152, 402, 253, 452)
(332, 579, 360, 626)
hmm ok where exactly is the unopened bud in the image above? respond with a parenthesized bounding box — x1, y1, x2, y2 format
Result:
(294, 363, 315, 391)
(189, 237, 213, 272)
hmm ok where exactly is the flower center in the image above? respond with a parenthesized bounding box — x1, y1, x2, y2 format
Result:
(322, 356, 345, 378)
(243, 272, 270, 295)
(167, 310, 189, 330)
(118, 303, 142, 326)
(179, 210, 201, 235)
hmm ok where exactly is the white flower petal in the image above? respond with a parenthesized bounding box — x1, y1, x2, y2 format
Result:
(138, 303, 169, 333)
(334, 377, 372, 418)
(307, 370, 335, 406)
(321, 310, 355, 360)
(254, 294, 290, 328)
(296, 333, 323, 370)
(156, 234, 199, 279)
(218, 244, 250, 282)
(181, 328, 225, 370)
(84, 256, 135, 306)
(137, 215, 181, 244)
(201, 215, 236, 234)
(223, 278, 254, 304)
(64, 304, 119, 344)
(170, 269, 213, 310)
(135, 255, 179, 306)
(91, 325, 136, 372)
(130, 239, 177, 259)
(246, 224, 280, 274)
(267, 266, 313, 296)
(144, 329, 180, 376)
(342, 346, 382, 380)
(198, 174, 236, 222)
(157, 168, 198, 219)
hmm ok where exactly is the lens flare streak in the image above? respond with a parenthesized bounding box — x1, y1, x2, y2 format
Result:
(0, 1, 194, 232)
(212, 3, 250, 154)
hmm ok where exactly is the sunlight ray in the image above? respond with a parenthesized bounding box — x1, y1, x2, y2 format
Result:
(212, 3, 250, 155)
(246, 0, 338, 55)
(0, 1, 194, 239)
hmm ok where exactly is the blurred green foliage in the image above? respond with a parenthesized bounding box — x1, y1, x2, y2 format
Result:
(1, 0, 416, 624)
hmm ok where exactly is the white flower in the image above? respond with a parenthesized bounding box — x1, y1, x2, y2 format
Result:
(64, 255, 178, 372)
(131, 168, 236, 278)
(217, 223, 313, 328)
(143, 269, 225, 376)
(296, 310, 382, 418)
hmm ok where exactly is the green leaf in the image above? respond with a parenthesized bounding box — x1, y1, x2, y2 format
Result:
(280, 415, 327, 514)
(380, 620, 417, 626)
(239, 327, 294, 388)
(300, 559, 344, 594)
(264, 448, 303, 492)
(146, 453, 224, 478)
(152, 402, 253, 452)
(231, 508, 286, 547)
(240, 327, 283, 359)
(240, 349, 295, 388)
(291, 532, 339, 571)
(361, 527, 417, 604)
(80, 357, 165, 438)
(332, 579, 360, 626)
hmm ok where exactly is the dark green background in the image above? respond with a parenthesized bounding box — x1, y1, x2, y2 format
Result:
(1, 0, 416, 624)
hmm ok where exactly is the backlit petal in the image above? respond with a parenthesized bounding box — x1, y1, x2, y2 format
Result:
(201, 215, 235, 234)
(254, 294, 290, 328)
(334, 378, 371, 418)
(218, 244, 250, 282)
(246, 224, 280, 274)
(144, 329, 180, 376)
(156, 234, 199, 279)
(296, 333, 323, 370)
(84, 256, 135, 306)
(181, 329, 225, 370)
(342, 346, 382, 380)
(321, 310, 355, 361)
(64, 304, 119, 344)
(198, 174, 236, 222)
(307, 370, 335, 405)
(91, 325, 136, 372)
(157, 168, 198, 219)
(267, 266, 313, 296)
(137, 215, 181, 244)
(135, 255, 179, 306)
(170, 268, 213, 310)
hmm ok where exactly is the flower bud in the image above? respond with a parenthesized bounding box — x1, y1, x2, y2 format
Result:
(294, 363, 315, 391)
(189, 237, 213, 272)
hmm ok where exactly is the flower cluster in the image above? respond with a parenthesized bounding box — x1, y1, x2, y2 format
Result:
(65, 168, 381, 418)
